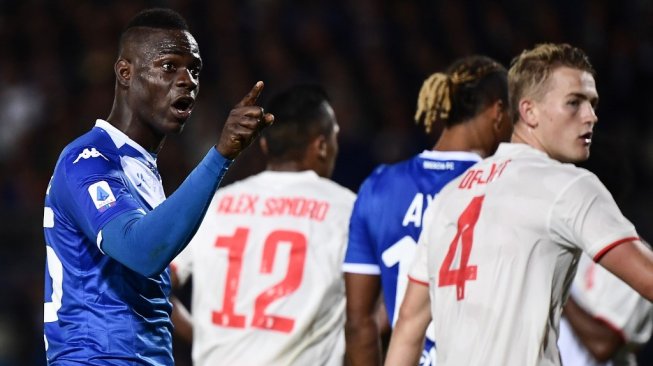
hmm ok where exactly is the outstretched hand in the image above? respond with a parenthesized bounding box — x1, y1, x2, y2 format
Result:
(216, 81, 274, 159)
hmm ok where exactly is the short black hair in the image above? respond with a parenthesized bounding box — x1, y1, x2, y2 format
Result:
(262, 84, 333, 161)
(119, 8, 189, 52)
(123, 8, 189, 32)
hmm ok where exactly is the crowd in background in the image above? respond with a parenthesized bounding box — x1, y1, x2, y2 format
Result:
(2, 0, 653, 364)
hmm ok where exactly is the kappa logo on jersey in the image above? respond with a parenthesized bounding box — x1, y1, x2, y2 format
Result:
(73, 148, 109, 164)
(88, 181, 117, 212)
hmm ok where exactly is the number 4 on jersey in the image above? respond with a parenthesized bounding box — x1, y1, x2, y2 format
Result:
(438, 195, 484, 300)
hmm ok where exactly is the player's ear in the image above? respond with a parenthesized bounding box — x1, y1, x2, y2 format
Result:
(518, 98, 538, 128)
(492, 100, 506, 132)
(115, 58, 132, 87)
(306, 134, 327, 162)
(315, 135, 328, 160)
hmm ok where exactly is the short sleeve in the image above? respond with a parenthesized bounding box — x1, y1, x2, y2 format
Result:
(549, 173, 638, 260)
(408, 240, 429, 286)
(343, 178, 381, 275)
(572, 254, 653, 345)
(62, 146, 143, 241)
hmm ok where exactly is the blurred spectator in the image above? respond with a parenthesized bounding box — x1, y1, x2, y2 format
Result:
(0, 60, 45, 162)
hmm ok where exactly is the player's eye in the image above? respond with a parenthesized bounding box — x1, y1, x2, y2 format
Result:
(162, 62, 175, 72)
(567, 99, 580, 107)
(189, 66, 201, 78)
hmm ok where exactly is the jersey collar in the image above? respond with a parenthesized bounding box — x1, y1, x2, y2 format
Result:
(494, 142, 550, 159)
(419, 150, 483, 162)
(258, 170, 319, 180)
(94, 119, 157, 165)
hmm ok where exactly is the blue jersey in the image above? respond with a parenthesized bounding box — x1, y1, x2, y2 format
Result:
(43, 120, 173, 365)
(343, 150, 481, 365)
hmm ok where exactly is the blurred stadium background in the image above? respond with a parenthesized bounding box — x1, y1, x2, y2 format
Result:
(2, 0, 653, 364)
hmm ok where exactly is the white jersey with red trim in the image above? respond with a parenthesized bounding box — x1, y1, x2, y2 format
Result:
(172, 170, 355, 366)
(558, 253, 653, 366)
(409, 143, 639, 366)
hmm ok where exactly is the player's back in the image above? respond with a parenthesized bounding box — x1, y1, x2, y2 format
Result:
(173, 170, 355, 366)
(416, 143, 637, 366)
(343, 150, 481, 326)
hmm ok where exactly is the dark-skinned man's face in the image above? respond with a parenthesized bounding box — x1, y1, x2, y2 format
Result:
(126, 28, 202, 136)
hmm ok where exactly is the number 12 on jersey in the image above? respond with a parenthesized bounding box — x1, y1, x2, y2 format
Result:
(438, 195, 484, 300)
(212, 227, 307, 333)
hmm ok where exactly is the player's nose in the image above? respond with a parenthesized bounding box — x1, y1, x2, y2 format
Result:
(176, 68, 198, 91)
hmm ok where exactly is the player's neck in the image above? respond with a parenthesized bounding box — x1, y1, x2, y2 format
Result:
(433, 123, 492, 158)
(106, 112, 165, 154)
(266, 161, 306, 173)
(511, 122, 546, 155)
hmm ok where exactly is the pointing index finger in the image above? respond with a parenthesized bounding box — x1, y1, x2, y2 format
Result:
(235, 81, 264, 107)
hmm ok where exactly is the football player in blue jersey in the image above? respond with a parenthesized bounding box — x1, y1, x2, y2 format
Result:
(42, 8, 272, 365)
(342, 55, 512, 366)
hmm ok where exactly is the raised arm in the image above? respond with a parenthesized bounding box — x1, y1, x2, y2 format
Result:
(100, 82, 273, 277)
(384, 280, 431, 366)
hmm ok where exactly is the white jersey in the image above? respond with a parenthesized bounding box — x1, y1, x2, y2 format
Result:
(409, 143, 639, 366)
(172, 170, 355, 366)
(558, 254, 653, 366)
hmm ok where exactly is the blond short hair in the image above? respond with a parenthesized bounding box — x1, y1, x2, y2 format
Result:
(508, 43, 595, 123)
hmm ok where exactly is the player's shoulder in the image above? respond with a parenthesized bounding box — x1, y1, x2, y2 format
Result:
(60, 126, 119, 166)
(488, 145, 594, 184)
(53, 129, 117, 179)
(317, 176, 356, 201)
(527, 159, 595, 185)
(216, 170, 354, 199)
(214, 171, 273, 195)
(360, 155, 419, 189)
(374, 155, 418, 176)
(556, 163, 595, 180)
(361, 154, 439, 202)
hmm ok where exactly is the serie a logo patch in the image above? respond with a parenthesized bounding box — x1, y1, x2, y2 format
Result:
(88, 181, 117, 212)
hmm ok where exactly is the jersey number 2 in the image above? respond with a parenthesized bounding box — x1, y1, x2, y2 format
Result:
(212, 227, 306, 333)
(438, 195, 483, 300)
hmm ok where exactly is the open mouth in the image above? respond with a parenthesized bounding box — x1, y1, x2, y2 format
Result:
(171, 97, 194, 116)
(580, 132, 592, 144)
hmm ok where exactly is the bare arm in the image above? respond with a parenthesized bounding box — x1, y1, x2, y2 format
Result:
(598, 240, 653, 301)
(375, 298, 392, 357)
(562, 296, 623, 362)
(345, 273, 383, 366)
(170, 268, 193, 345)
(171, 296, 193, 345)
(384, 281, 431, 366)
